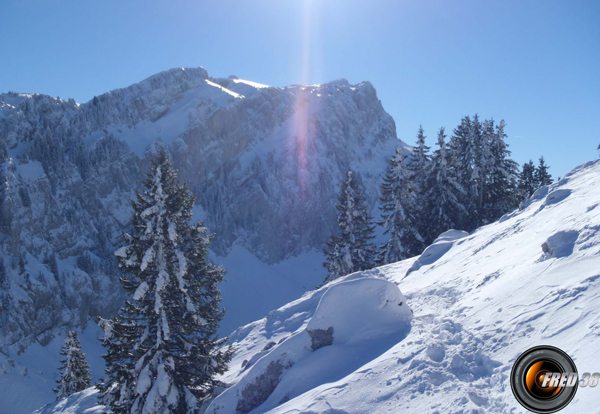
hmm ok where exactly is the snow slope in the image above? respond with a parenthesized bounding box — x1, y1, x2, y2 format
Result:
(252, 159, 600, 414)
(40, 158, 600, 413)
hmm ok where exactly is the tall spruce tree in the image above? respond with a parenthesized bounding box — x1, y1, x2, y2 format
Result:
(410, 125, 431, 186)
(322, 169, 377, 285)
(469, 115, 489, 224)
(425, 128, 466, 241)
(409, 125, 432, 242)
(54, 330, 92, 400)
(534, 156, 552, 187)
(448, 116, 476, 229)
(378, 146, 424, 264)
(99, 148, 233, 414)
(448, 115, 519, 229)
(518, 160, 537, 199)
(482, 119, 519, 222)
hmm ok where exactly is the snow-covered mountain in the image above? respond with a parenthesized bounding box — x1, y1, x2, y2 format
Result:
(37, 157, 600, 413)
(0, 67, 401, 413)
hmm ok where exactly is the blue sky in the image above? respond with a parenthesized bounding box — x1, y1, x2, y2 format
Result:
(1, 0, 598, 177)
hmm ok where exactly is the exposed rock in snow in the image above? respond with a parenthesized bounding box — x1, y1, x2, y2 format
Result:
(236, 359, 294, 414)
(307, 327, 334, 351)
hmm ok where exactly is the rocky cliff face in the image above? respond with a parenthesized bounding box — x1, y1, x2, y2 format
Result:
(0, 67, 401, 352)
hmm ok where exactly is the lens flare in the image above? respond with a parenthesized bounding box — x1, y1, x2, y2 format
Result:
(290, 0, 318, 197)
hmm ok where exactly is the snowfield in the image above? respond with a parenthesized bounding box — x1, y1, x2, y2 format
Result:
(36, 158, 600, 413)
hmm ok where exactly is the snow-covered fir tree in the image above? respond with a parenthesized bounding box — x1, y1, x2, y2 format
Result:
(379, 146, 425, 264)
(425, 127, 466, 241)
(534, 156, 552, 187)
(54, 330, 92, 400)
(482, 119, 519, 223)
(410, 125, 431, 186)
(408, 125, 432, 243)
(465, 115, 483, 207)
(448, 115, 520, 230)
(474, 119, 495, 224)
(99, 148, 233, 414)
(322, 169, 377, 285)
(518, 160, 537, 199)
(448, 115, 476, 228)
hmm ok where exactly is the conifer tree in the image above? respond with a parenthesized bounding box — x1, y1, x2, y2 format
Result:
(409, 126, 432, 241)
(99, 148, 232, 414)
(474, 119, 495, 224)
(534, 156, 552, 187)
(518, 160, 537, 199)
(482, 120, 519, 222)
(449, 115, 519, 228)
(322, 169, 377, 285)
(448, 116, 476, 228)
(378, 146, 424, 264)
(46, 253, 59, 279)
(425, 128, 466, 240)
(468, 115, 487, 223)
(410, 125, 431, 186)
(54, 330, 92, 400)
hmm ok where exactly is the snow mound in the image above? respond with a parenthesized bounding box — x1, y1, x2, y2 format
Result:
(308, 278, 412, 344)
(406, 229, 469, 275)
(540, 230, 580, 260)
(206, 278, 412, 414)
(543, 188, 572, 207)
